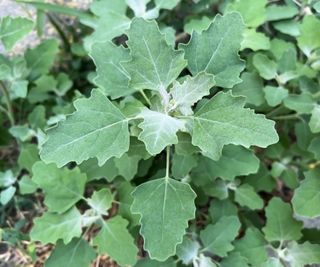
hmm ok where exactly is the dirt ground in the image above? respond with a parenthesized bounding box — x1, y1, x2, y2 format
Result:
(0, 0, 92, 55)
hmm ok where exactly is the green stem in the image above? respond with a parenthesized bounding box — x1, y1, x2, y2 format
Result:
(165, 146, 170, 179)
(0, 81, 14, 126)
(266, 105, 286, 118)
(271, 114, 299, 120)
(47, 13, 70, 51)
(0, 105, 9, 117)
(139, 90, 152, 106)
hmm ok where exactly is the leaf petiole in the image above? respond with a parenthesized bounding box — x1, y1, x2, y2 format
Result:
(165, 146, 170, 179)
(139, 90, 152, 106)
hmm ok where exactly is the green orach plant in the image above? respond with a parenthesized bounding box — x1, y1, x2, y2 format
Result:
(1, 0, 320, 266)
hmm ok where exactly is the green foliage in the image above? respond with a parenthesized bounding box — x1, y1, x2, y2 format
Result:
(2, 0, 320, 266)
(181, 12, 245, 88)
(0, 16, 34, 50)
(93, 216, 138, 266)
(40, 89, 130, 167)
(131, 177, 196, 260)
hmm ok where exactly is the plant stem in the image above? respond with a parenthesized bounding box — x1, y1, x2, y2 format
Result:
(47, 12, 70, 51)
(271, 114, 299, 120)
(165, 146, 170, 179)
(0, 81, 14, 126)
(139, 90, 152, 106)
(266, 105, 285, 118)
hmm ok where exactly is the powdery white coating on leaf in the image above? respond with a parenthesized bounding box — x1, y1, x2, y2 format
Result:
(180, 12, 245, 88)
(170, 72, 215, 115)
(192, 91, 279, 160)
(137, 109, 185, 155)
(40, 89, 130, 167)
(131, 177, 196, 261)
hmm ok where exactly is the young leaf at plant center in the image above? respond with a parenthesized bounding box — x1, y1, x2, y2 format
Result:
(131, 177, 196, 260)
(226, 0, 267, 28)
(0, 16, 34, 50)
(200, 215, 241, 257)
(122, 18, 186, 94)
(87, 188, 113, 216)
(292, 169, 320, 218)
(93, 216, 138, 266)
(191, 91, 278, 160)
(234, 184, 264, 210)
(32, 161, 86, 213)
(45, 238, 96, 267)
(40, 89, 130, 167)
(170, 72, 215, 116)
(137, 109, 185, 155)
(30, 207, 82, 244)
(234, 228, 268, 266)
(262, 197, 302, 242)
(181, 12, 245, 88)
(90, 41, 134, 99)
